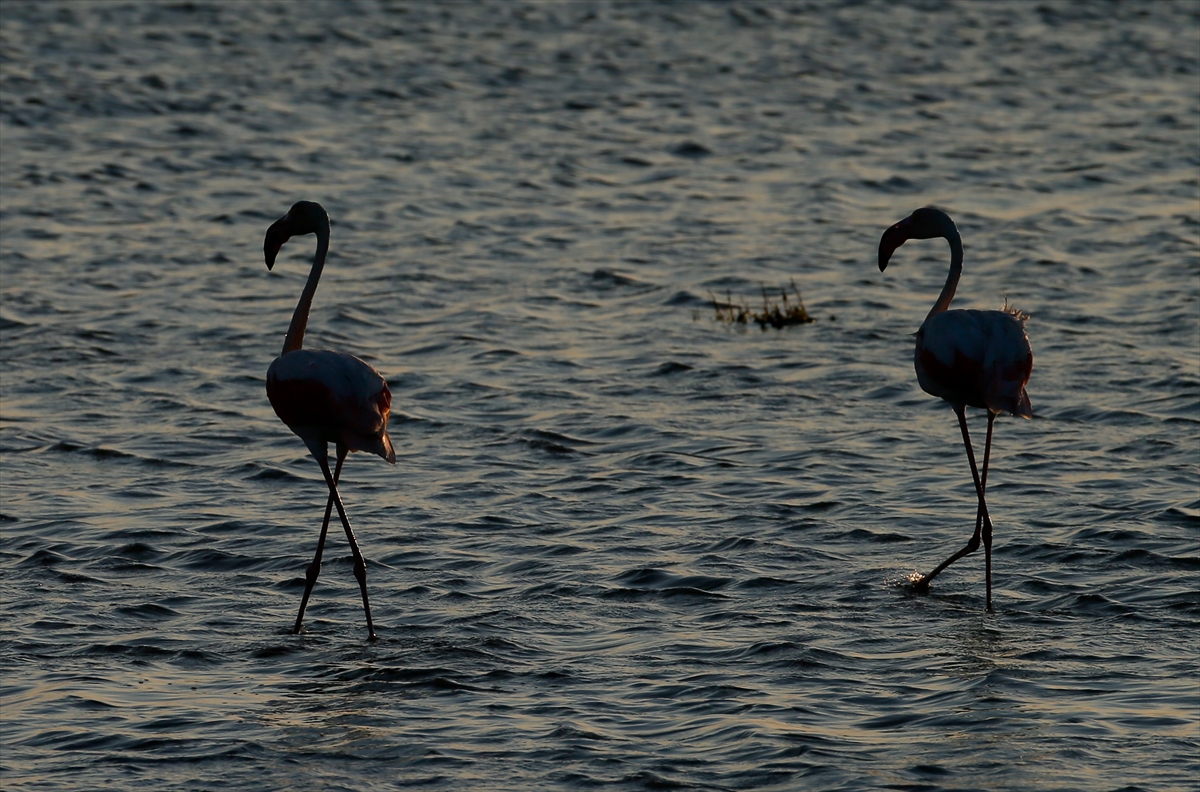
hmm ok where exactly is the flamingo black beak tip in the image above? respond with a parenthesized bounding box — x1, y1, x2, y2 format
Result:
(877, 238, 897, 272)
(877, 221, 908, 272)
(264, 216, 291, 270)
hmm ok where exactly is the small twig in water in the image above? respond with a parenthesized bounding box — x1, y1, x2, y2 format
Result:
(709, 279, 815, 329)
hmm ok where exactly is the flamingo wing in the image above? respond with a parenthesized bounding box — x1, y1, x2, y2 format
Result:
(915, 309, 1032, 418)
(267, 349, 396, 463)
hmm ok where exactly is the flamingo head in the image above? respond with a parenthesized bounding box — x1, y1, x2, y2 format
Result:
(878, 207, 957, 271)
(264, 201, 329, 270)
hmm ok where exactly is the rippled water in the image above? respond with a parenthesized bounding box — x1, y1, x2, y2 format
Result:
(2, 2, 1198, 790)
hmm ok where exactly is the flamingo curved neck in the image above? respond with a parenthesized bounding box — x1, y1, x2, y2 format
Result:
(281, 226, 329, 356)
(925, 230, 963, 323)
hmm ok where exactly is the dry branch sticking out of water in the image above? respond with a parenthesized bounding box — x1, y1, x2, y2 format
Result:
(707, 280, 816, 330)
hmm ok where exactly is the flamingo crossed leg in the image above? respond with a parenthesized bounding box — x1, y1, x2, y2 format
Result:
(911, 407, 997, 612)
(293, 439, 378, 641)
(293, 443, 347, 635)
(316, 445, 377, 641)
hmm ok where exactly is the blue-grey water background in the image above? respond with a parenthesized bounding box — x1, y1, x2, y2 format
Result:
(2, 2, 1198, 790)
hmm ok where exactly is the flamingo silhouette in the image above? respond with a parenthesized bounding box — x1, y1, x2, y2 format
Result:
(878, 207, 1033, 611)
(264, 201, 395, 640)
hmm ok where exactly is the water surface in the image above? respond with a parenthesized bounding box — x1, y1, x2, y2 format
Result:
(2, 2, 1198, 790)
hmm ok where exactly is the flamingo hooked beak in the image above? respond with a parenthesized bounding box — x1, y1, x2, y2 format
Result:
(264, 213, 293, 270)
(877, 218, 911, 272)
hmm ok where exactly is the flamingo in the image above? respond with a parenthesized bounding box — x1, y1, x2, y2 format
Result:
(263, 200, 395, 640)
(877, 207, 1032, 611)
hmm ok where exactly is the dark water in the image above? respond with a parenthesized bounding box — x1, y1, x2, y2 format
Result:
(2, 2, 1198, 790)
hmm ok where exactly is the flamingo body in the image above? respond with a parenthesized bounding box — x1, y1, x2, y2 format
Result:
(915, 308, 1032, 417)
(267, 349, 396, 463)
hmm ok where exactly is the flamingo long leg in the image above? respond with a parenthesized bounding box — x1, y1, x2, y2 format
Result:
(959, 411, 995, 599)
(980, 411, 996, 612)
(955, 405, 995, 610)
(912, 406, 993, 604)
(293, 444, 347, 635)
(315, 451, 377, 641)
(973, 414, 993, 537)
